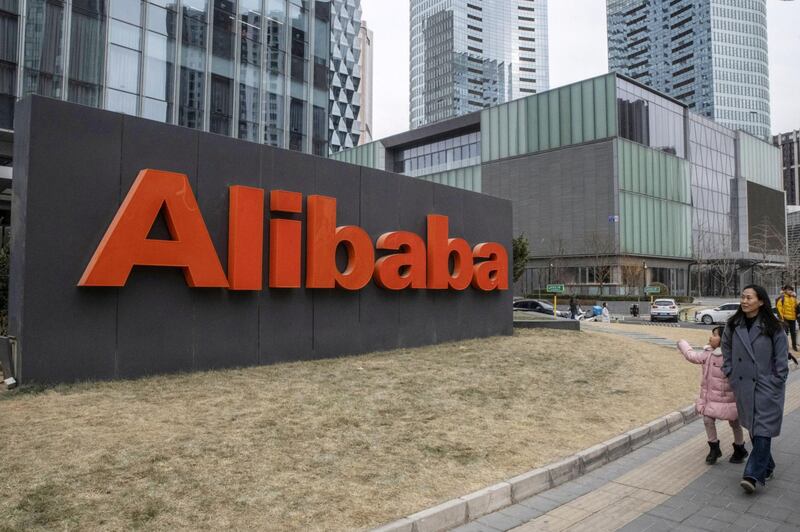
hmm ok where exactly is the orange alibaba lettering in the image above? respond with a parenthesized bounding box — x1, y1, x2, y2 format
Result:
(78, 169, 228, 287)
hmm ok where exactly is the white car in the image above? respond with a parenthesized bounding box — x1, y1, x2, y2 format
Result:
(650, 298, 679, 322)
(694, 303, 739, 325)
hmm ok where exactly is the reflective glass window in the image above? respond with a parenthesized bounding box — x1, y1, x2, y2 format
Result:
(106, 87, 137, 114)
(23, 0, 65, 98)
(68, 1, 106, 107)
(110, 0, 140, 25)
(0, 2, 18, 128)
(107, 44, 139, 93)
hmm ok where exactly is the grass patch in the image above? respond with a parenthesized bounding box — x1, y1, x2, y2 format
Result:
(0, 329, 698, 530)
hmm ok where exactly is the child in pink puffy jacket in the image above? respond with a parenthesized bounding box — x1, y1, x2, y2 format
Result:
(677, 326, 748, 464)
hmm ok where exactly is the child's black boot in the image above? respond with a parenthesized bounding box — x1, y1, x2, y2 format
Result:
(730, 443, 748, 464)
(706, 441, 722, 464)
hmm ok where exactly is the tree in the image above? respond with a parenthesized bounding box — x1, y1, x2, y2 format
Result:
(512, 233, 530, 283)
(620, 259, 644, 296)
(584, 231, 614, 294)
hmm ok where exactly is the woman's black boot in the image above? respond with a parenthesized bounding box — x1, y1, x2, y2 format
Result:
(730, 443, 748, 464)
(706, 440, 722, 464)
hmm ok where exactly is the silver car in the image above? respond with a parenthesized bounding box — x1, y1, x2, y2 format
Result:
(650, 298, 679, 322)
(694, 303, 739, 325)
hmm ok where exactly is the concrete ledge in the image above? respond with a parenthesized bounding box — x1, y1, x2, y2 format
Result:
(513, 320, 581, 331)
(460, 482, 512, 519)
(627, 425, 652, 450)
(665, 411, 684, 432)
(547, 456, 582, 486)
(680, 404, 698, 423)
(406, 499, 467, 532)
(509, 467, 551, 503)
(645, 418, 669, 440)
(370, 402, 700, 531)
(577, 443, 608, 473)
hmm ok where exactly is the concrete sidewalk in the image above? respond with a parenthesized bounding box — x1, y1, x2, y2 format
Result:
(453, 370, 800, 532)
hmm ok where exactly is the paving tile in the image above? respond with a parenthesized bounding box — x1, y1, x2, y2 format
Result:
(476, 511, 523, 531)
(451, 522, 500, 532)
(498, 504, 542, 522)
(645, 499, 702, 522)
(617, 514, 678, 532)
(518, 494, 562, 513)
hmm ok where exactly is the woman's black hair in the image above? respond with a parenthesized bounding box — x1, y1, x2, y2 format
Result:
(726, 284, 782, 337)
(711, 326, 724, 337)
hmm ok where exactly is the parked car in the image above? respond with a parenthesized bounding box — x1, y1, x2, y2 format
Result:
(694, 303, 739, 325)
(513, 299, 570, 318)
(650, 298, 679, 322)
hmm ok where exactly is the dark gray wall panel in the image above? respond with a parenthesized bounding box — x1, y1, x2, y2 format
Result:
(116, 115, 199, 378)
(10, 97, 121, 383)
(395, 178, 437, 347)
(311, 158, 363, 358)
(194, 133, 261, 371)
(359, 168, 400, 351)
(259, 146, 315, 363)
(10, 97, 513, 385)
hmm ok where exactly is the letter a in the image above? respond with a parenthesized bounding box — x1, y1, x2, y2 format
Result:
(471, 242, 509, 291)
(79, 169, 228, 287)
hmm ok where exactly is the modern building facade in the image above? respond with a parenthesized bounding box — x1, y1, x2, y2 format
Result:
(333, 73, 785, 296)
(356, 17, 372, 145)
(774, 130, 800, 206)
(328, 0, 371, 153)
(409, 0, 549, 129)
(607, 0, 771, 139)
(0, 0, 370, 159)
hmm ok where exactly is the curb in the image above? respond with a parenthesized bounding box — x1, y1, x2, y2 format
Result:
(371, 405, 701, 532)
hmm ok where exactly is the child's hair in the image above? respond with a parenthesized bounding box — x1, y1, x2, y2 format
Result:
(711, 326, 724, 337)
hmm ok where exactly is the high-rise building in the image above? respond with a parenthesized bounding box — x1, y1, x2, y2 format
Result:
(0, 0, 367, 158)
(409, 0, 549, 129)
(356, 18, 372, 145)
(607, 0, 771, 139)
(328, 0, 370, 153)
(775, 130, 800, 205)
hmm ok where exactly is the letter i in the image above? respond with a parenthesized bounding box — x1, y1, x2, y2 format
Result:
(228, 186, 264, 290)
(269, 190, 303, 288)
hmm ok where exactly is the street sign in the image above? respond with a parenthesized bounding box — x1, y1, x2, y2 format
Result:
(546, 284, 565, 294)
(645, 286, 661, 294)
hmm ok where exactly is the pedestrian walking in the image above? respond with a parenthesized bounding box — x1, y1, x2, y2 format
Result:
(722, 285, 789, 494)
(677, 327, 747, 465)
(775, 284, 798, 355)
(601, 302, 610, 323)
(569, 297, 579, 320)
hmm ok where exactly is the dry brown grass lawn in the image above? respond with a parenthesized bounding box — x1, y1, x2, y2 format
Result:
(0, 329, 699, 531)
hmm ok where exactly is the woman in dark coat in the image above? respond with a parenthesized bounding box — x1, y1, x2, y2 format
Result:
(722, 284, 789, 494)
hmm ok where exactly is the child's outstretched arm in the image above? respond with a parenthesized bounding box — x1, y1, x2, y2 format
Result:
(677, 339, 707, 364)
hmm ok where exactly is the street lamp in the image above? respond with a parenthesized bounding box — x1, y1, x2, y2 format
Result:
(549, 263, 553, 284)
(642, 261, 648, 296)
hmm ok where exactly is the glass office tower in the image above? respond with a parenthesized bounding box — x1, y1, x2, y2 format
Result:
(607, 0, 771, 139)
(409, 0, 549, 129)
(0, 0, 335, 156)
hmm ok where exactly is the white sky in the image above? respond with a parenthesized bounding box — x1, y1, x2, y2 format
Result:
(361, 0, 800, 139)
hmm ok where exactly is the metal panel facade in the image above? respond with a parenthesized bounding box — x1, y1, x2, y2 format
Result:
(10, 96, 513, 384)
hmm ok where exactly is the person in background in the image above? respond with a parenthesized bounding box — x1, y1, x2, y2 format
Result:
(775, 285, 799, 365)
(722, 285, 788, 494)
(677, 327, 747, 465)
(601, 302, 610, 323)
(569, 297, 580, 320)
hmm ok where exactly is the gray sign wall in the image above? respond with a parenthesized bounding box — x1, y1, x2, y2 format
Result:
(10, 97, 512, 385)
